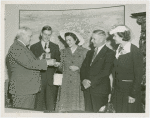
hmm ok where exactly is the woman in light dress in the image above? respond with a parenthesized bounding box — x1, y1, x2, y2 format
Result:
(55, 31, 88, 112)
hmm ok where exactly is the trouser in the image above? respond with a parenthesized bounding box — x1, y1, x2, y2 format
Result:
(84, 92, 108, 112)
(35, 84, 58, 111)
(46, 85, 59, 111)
(12, 94, 35, 109)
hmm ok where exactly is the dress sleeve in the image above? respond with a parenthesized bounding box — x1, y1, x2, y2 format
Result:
(77, 48, 88, 72)
(129, 47, 143, 98)
(58, 49, 65, 72)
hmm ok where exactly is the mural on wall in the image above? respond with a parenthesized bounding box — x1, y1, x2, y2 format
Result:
(19, 5, 125, 50)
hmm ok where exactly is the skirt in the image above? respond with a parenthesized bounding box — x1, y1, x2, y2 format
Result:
(111, 89, 142, 113)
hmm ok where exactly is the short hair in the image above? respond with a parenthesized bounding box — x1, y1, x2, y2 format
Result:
(64, 32, 80, 45)
(93, 30, 106, 36)
(39, 25, 52, 40)
(117, 30, 131, 41)
(117, 31, 131, 41)
(15, 26, 31, 40)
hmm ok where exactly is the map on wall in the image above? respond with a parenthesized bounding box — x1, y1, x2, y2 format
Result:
(19, 5, 125, 49)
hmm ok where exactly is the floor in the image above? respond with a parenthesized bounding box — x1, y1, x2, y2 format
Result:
(5, 108, 43, 113)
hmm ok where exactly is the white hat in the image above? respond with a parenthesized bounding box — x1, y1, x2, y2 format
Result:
(109, 26, 129, 35)
(59, 30, 85, 46)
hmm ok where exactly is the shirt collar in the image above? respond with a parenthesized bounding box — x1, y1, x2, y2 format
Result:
(17, 39, 26, 46)
(97, 44, 105, 54)
(121, 42, 131, 53)
(41, 40, 49, 48)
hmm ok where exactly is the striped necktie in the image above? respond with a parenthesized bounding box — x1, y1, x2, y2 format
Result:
(90, 48, 98, 65)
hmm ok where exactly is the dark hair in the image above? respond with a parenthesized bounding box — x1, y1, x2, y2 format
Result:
(39, 25, 52, 40)
(117, 30, 131, 41)
(64, 32, 80, 45)
(111, 25, 131, 41)
(93, 30, 106, 36)
(106, 33, 119, 51)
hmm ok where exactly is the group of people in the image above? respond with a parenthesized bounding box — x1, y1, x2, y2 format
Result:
(6, 24, 143, 113)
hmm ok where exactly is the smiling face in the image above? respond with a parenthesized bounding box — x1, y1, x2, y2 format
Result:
(41, 30, 52, 43)
(91, 33, 106, 48)
(113, 33, 123, 44)
(65, 36, 76, 48)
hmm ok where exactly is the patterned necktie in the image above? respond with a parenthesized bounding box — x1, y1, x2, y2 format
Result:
(118, 46, 123, 53)
(90, 48, 98, 66)
(116, 45, 123, 59)
(92, 47, 98, 61)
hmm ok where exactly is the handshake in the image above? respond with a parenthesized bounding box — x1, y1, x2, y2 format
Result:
(46, 59, 60, 67)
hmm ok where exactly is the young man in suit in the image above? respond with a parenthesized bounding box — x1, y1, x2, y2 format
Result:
(6, 27, 55, 109)
(80, 30, 115, 112)
(30, 25, 60, 112)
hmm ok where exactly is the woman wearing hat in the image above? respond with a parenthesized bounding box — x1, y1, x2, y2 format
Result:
(55, 31, 88, 112)
(109, 25, 143, 113)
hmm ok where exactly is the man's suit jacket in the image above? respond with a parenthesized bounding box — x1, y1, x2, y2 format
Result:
(30, 41, 60, 85)
(80, 45, 115, 95)
(112, 44, 143, 98)
(6, 40, 47, 96)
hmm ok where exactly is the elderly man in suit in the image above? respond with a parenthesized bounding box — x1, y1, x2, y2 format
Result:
(6, 27, 55, 109)
(30, 25, 60, 112)
(80, 30, 115, 112)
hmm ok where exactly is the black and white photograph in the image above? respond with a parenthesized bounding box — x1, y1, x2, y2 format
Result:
(1, 0, 148, 117)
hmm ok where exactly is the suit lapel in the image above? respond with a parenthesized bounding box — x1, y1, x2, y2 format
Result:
(39, 41, 45, 53)
(91, 45, 108, 66)
(89, 50, 94, 65)
(16, 40, 37, 60)
(48, 42, 54, 53)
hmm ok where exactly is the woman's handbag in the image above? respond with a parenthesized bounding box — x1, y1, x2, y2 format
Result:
(53, 73, 63, 86)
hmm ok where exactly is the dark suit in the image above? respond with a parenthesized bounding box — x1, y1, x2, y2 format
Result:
(80, 45, 115, 112)
(112, 44, 143, 113)
(30, 41, 60, 111)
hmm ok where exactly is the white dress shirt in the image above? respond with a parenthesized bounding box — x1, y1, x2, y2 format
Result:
(116, 42, 131, 59)
(91, 44, 105, 63)
(96, 44, 105, 55)
(41, 40, 49, 49)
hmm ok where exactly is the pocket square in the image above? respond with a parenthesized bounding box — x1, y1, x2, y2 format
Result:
(120, 50, 129, 55)
(122, 80, 133, 82)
